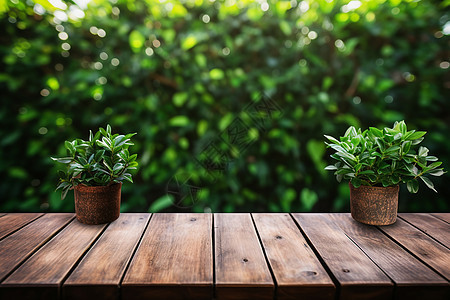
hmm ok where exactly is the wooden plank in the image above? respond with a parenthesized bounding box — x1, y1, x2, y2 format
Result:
(379, 218, 450, 281)
(330, 213, 449, 300)
(431, 213, 450, 224)
(0, 213, 74, 282)
(0, 213, 43, 240)
(292, 213, 393, 300)
(63, 213, 150, 300)
(399, 213, 450, 248)
(122, 213, 213, 300)
(0, 219, 107, 300)
(252, 213, 335, 300)
(215, 213, 274, 300)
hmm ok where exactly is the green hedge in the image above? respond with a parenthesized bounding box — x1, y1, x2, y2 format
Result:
(1, 0, 449, 213)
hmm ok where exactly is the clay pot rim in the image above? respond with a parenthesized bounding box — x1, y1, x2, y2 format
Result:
(75, 182, 122, 192)
(349, 182, 399, 191)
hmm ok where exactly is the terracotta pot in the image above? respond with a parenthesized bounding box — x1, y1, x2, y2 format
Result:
(74, 183, 121, 225)
(349, 182, 399, 226)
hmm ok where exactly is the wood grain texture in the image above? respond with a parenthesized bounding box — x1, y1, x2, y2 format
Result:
(432, 213, 450, 224)
(252, 213, 335, 300)
(0, 213, 74, 282)
(0, 219, 107, 300)
(330, 213, 449, 300)
(0, 213, 43, 240)
(399, 213, 450, 248)
(63, 213, 150, 300)
(215, 213, 274, 300)
(379, 218, 450, 281)
(122, 213, 213, 300)
(292, 213, 393, 300)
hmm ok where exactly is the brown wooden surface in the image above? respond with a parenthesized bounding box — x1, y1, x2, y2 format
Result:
(0, 213, 43, 240)
(292, 213, 394, 300)
(399, 213, 450, 248)
(330, 213, 449, 300)
(0, 213, 73, 282)
(0, 213, 448, 300)
(378, 218, 450, 281)
(0, 219, 106, 300)
(215, 213, 274, 300)
(432, 213, 450, 223)
(63, 213, 150, 300)
(252, 213, 335, 300)
(122, 213, 213, 300)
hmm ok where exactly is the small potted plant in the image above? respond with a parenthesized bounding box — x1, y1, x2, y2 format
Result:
(52, 125, 138, 225)
(325, 121, 445, 225)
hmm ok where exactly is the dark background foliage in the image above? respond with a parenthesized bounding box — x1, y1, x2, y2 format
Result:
(1, 0, 449, 213)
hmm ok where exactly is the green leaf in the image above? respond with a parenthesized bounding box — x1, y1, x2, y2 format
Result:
(324, 135, 339, 144)
(324, 165, 338, 171)
(407, 179, 419, 193)
(406, 131, 426, 140)
(375, 138, 385, 151)
(411, 137, 424, 145)
(418, 146, 429, 157)
(351, 177, 362, 188)
(114, 135, 128, 148)
(405, 164, 419, 176)
(95, 150, 105, 161)
(123, 173, 133, 183)
(428, 169, 445, 176)
(385, 145, 400, 153)
(99, 127, 107, 137)
(359, 170, 375, 175)
(344, 126, 357, 138)
(369, 127, 383, 138)
(61, 186, 70, 200)
(65, 141, 76, 155)
(51, 157, 73, 164)
(113, 163, 124, 172)
(425, 156, 438, 162)
(420, 176, 437, 193)
(401, 141, 412, 155)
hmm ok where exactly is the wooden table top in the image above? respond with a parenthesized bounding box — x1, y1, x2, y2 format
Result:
(0, 213, 448, 300)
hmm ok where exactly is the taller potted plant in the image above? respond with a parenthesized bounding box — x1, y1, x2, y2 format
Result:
(325, 121, 445, 225)
(52, 125, 138, 225)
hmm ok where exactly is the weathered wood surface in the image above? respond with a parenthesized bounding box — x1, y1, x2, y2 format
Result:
(122, 213, 213, 300)
(0, 213, 43, 240)
(0, 213, 448, 300)
(432, 213, 450, 223)
(0, 213, 74, 282)
(330, 213, 449, 300)
(1, 219, 106, 300)
(399, 213, 450, 248)
(215, 213, 274, 300)
(252, 213, 335, 300)
(378, 217, 450, 281)
(292, 213, 394, 300)
(63, 213, 150, 300)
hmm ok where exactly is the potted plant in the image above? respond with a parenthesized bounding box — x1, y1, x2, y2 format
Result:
(325, 121, 445, 225)
(52, 125, 138, 225)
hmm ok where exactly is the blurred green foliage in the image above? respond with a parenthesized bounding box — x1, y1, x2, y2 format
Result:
(0, 0, 449, 213)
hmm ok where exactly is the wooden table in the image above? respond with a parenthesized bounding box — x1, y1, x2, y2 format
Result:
(0, 213, 448, 300)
